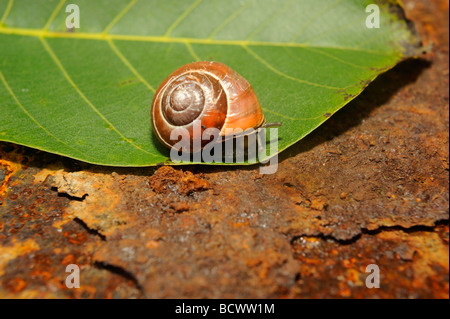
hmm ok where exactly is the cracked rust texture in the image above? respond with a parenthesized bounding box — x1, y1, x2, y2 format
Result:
(0, 0, 448, 299)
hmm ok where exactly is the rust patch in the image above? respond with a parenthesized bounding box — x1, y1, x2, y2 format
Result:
(0, 238, 40, 277)
(148, 166, 211, 195)
(0, 145, 141, 298)
(291, 225, 449, 298)
(50, 170, 128, 236)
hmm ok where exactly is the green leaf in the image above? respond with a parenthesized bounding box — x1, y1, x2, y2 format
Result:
(0, 0, 422, 166)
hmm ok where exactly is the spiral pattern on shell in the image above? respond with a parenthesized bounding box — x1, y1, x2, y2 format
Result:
(161, 71, 227, 127)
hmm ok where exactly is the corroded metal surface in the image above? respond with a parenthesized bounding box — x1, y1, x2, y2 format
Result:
(0, 149, 140, 298)
(0, 0, 448, 298)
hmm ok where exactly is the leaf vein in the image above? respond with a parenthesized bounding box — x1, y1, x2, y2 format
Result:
(185, 42, 200, 61)
(208, 0, 255, 40)
(0, 68, 95, 160)
(298, 46, 366, 69)
(107, 38, 155, 92)
(164, 0, 203, 37)
(43, 0, 66, 31)
(0, 0, 13, 26)
(247, 0, 296, 41)
(290, 0, 346, 43)
(242, 45, 342, 90)
(0, 26, 394, 57)
(302, 16, 366, 45)
(262, 107, 326, 121)
(103, 0, 138, 34)
(39, 37, 157, 157)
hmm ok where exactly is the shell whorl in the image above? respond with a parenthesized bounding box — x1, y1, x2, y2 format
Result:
(160, 71, 227, 127)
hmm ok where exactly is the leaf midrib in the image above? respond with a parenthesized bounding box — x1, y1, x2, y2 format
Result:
(0, 26, 395, 57)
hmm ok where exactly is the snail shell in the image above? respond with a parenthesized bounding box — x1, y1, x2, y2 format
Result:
(151, 61, 265, 151)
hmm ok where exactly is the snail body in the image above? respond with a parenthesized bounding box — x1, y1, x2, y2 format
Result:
(151, 61, 267, 152)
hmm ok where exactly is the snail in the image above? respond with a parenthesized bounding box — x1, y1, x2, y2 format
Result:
(151, 61, 280, 153)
